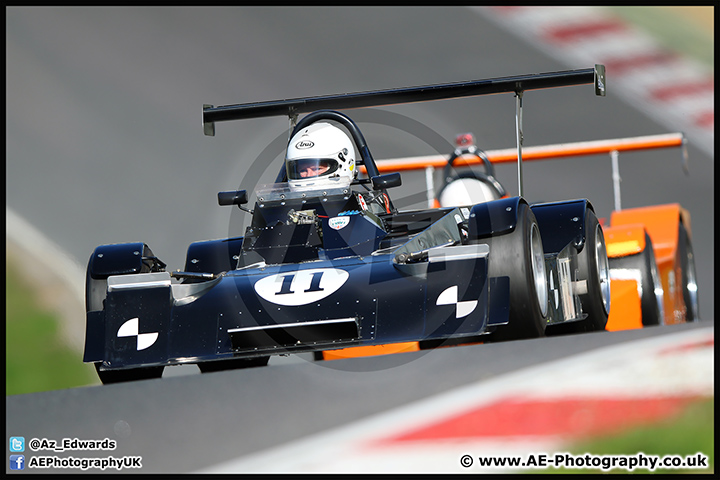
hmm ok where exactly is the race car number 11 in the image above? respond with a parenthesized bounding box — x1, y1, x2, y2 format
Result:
(254, 268, 350, 306)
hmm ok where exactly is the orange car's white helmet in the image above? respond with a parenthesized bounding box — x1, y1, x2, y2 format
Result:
(438, 177, 503, 207)
(285, 122, 356, 188)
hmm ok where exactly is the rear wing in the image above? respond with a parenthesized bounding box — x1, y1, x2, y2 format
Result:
(374, 132, 687, 211)
(203, 65, 605, 134)
(204, 65, 606, 196)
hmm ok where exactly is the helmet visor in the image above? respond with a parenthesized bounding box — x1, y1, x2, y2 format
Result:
(286, 158, 339, 180)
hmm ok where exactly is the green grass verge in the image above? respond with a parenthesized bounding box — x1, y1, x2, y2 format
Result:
(604, 6, 714, 67)
(535, 398, 714, 474)
(6, 260, 98, 395)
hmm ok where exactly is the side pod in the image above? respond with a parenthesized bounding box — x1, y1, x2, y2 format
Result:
(84, 242, 165, 363)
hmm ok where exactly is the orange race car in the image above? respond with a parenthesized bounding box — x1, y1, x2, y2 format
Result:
(372, 132, 698, 334)
(604, 202, 697, 329)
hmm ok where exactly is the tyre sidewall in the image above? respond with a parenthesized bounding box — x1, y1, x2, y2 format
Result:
(576, 209, 609, 331)
(487, 202, 547, 340)
(610, 234, 662, 326)
(678, 222, 699, 322)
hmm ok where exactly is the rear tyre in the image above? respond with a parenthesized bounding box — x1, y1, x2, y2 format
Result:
(198, 356, 270, 373)
(95, 363, 164, 384)
(577, 210, 611, 331)
(609, 232, 664, 326)
(546, 211, 610, 336)
(486, 202, 548, 341)
(677, 222, 699, 322)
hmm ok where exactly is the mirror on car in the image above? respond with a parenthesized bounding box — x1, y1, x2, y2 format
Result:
(371, 173, 402, 190)
(218, 190, 248, 206)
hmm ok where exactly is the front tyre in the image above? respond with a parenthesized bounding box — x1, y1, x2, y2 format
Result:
(486, 202, 548, 341)
(609, 232, 664, 326)
(677, 222, 699, 322)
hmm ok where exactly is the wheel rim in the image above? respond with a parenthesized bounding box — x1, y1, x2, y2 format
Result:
(685, 244, 699, 321)
(594, 224, 611, 314)
(530, 223, 548, 317)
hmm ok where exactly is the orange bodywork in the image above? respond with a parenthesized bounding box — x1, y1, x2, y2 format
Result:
(603, 224, 646, 258)
(609, 204, 690, 326)
(605, 279, 643, 331)
(602, 224, 648, 330)
(603, 224, 648, 330)
(321, 341, 420, 360)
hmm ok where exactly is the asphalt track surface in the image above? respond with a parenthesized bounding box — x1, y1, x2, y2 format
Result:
(6, 322, 710, 473)
(5, 7, 714, 473)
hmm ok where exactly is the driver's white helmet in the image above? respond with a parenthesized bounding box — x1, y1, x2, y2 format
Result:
(285, 122, 356, 188)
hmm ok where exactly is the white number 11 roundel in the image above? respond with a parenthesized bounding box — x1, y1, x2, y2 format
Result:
(253, 268, 350, 306)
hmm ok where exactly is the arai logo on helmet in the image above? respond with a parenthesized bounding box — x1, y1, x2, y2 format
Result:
(295, 140, 314, 149)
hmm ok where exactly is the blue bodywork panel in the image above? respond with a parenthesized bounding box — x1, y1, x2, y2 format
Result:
(531, 199, 593, 254)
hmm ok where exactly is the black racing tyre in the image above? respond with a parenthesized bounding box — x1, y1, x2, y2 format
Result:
(546, 210, 610, 336)
(576, 209, 611, 331)
(609, 232, 664, 326)
(94, 363, 164, 384)
(678, 222, 699, 322)
(198, 356, 270, 373)
(485, 202, 548, 341)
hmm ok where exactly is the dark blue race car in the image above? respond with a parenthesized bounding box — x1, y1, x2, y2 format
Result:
(84, 66, 611, 383)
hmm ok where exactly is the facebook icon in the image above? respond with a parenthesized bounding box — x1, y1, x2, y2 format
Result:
(9, 455, 25, 470)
